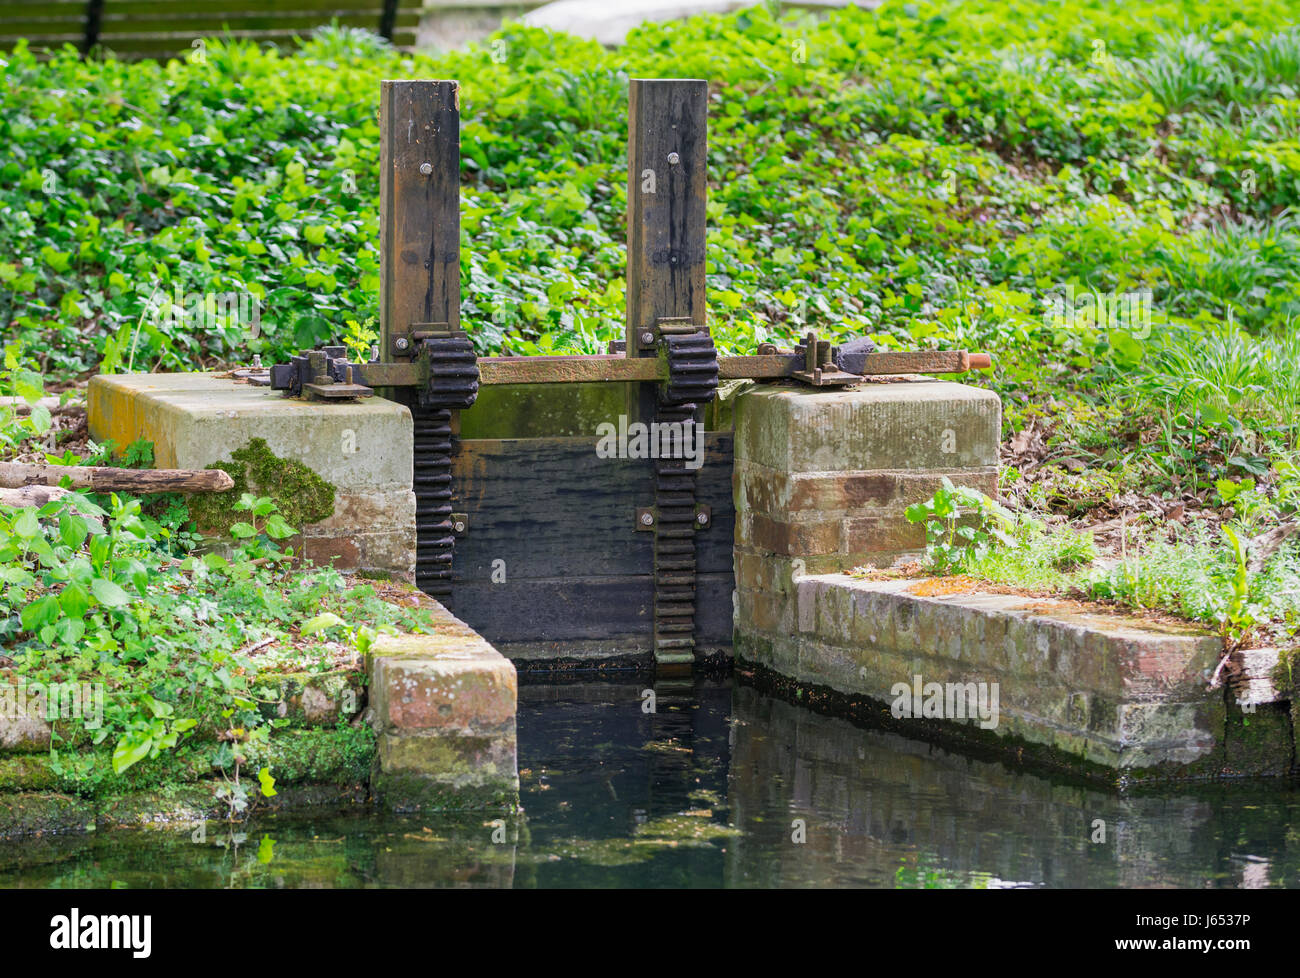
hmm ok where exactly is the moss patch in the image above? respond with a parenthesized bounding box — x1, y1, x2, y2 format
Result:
(189, 437, 335, 535)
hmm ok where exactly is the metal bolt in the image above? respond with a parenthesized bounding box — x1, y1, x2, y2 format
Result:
(419, 162, 433, 175)
(640, 331, 655, 345)
(667, 152, 680, 165)
(640, 511, 654, 526)
(395, 337, 410, 352)
(453, 520, 466, 533)
(696, 512, 709, 525)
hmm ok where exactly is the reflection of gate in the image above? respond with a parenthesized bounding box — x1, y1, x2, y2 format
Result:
(268, 79, 989, 673)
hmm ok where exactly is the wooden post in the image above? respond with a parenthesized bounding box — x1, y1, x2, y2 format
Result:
(379, 80, 461, 362)
(625, 79, 709, 354)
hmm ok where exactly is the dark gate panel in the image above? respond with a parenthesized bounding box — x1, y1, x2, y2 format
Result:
(448, 431, 735, 668)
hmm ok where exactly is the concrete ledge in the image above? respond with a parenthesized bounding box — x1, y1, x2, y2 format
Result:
(736, 573, 1291, 781)
(366, 623, 519, 812)
(734, 381, 1001, 472)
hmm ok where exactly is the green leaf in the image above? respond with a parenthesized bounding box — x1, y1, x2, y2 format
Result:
(230, 522, 257, 539)
(258, 767, 277, 798)
(54, 617, 85, 645)
(90, 577, 130, 608)
(264, 514, 296, 539)
(300, 612, 345, 636)
(112, 732, 153, 774)
(21, 595, 60, 631)
(13, 509, 40, 540)
(58, 513, 89, 550)
(59, 580, 91, 618)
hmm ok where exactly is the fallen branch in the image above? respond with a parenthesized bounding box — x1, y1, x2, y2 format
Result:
(0, 462, 233, 493)
(1247, 522, 1300, 574)
(0, 396, 84, 416)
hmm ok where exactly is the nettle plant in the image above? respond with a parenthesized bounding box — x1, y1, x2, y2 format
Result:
(905, 478, 1017, 573)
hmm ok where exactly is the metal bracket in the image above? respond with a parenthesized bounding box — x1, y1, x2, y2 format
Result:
(636, 316, 699, 352)
(271, 347, 375, 401)
(636, 505, 711, 531)
(792, 329, 862, 387)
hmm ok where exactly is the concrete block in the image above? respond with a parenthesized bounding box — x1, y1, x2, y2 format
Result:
(366, 620, 519, 812)
(87, 372, 416, 579)
(734, 381, 1001, 472)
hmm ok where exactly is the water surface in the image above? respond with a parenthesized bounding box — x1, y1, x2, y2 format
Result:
(0, 678, 1296, 888)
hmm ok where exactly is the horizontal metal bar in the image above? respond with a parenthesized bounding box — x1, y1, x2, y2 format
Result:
(343, 349, 991, 390)
(721, 350, 987, 379)
(477, 354, 663, 385)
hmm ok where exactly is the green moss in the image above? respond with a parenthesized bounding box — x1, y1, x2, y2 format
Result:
(248, 726, 375, 785)
(189, 437, 335, 535)
(371, 771, 519, 813)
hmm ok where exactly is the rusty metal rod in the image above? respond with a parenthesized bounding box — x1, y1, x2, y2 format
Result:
(470, 350, 991, 385)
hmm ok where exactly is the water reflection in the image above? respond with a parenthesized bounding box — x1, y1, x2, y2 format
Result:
(0, 677, 1296, 888)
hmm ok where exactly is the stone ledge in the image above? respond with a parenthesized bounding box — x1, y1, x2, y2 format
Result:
(365, 623, 519, 812)
(733, 381, 1001, 472)
(88, 372, 413, 493)
(736, 573, 1272, 780)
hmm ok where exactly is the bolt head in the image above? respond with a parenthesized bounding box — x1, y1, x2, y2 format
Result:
(419, 162, 433, 175)
(668, 152, 680, 165)
(395, 337, 410, 352)
(640, 331, 655, 345)
(453, 521, 466, 533)
(640, 512, 654, 526)
(696, 512, 708, 525)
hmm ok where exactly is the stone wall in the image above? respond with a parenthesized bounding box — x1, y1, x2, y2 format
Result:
(733, 378, 1000, 650)
(729, 378, 1294, 781)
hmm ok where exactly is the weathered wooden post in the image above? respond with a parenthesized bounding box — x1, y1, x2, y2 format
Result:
(380, 79, 461, 357)
(626, 79, 717, 672)
(379, 79, 476, 605)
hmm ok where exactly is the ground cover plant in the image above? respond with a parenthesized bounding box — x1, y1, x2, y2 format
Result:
(0, 485, 442, 803)
(2, 0, 1298, 505)
(3, 0, 1300, 795)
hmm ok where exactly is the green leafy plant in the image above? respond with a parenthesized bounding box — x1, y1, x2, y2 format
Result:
(905, 479, 1016, 573)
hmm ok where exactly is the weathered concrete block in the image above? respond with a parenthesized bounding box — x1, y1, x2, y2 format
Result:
(87, 372, 415, 580)
(734, 381, 1001, 472)
(733, 381, 1000, 573)
(366, 623, 519, 812)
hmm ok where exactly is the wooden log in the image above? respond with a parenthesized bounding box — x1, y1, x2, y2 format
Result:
(0, 485, 106, 526)
(0, 463, 233, 493)
(0, 396, 83, 416)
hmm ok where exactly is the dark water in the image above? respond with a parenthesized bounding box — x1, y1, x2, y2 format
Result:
(0, 677, 1298, 888)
